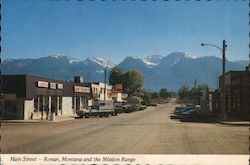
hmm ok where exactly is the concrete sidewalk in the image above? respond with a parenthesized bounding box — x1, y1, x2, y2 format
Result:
(1, 115, 76, 123)
(218, 121, 250, 126)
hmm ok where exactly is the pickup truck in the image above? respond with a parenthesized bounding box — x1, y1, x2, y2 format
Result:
(77, 100, 117, 118)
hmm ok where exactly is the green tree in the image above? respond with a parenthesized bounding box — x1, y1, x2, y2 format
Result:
(123, 69, 144, 94)
(189, 84, 209, 104)
(109, 66, 124, 85)
(142, 90, 152, 105)
(159, 88, 169, 98)
(178, 86, 189, 100)
(151, 92, 159, 99)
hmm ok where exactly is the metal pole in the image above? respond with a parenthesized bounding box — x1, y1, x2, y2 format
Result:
(201, 40, 227, 120)
(0, 0, 3, 120)
(221, 40, 227, 120)
(104, 68, 107, 100)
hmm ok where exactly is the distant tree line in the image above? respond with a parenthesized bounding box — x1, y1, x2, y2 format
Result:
(178, 84, 209, 104)
(142, 88, 176, 104)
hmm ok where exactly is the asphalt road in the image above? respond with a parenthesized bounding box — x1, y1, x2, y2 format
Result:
(1, 101, 249, 154)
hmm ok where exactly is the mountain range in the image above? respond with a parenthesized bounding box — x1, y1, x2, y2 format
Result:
(2, 52, 249, 91)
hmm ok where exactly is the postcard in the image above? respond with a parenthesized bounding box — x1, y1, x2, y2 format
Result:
(1, 1, 249, 164)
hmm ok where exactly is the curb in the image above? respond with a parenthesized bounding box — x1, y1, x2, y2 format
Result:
(218, 122, 250, 126)
(1, 118, 76, 123)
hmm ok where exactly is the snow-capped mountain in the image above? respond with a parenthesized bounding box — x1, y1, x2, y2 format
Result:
(118, 52, 245, 91)
(84, 57, 115, 68)
(118, 55, 164, 71)
(158, 51, 196, 69)
(235, 60, 249, 66)
(2, 55, 114, 82)
(144, 55, 164, 66)
(50, 54, 81, 64)
(2, 52, 246, 91)
(118, 56, 155, 72)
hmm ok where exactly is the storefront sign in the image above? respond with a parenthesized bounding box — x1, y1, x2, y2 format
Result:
(74, 86, 90, 93)
(50, 82, 57, 89)
(37, 81, 49, 88)
(114, 84, 123, 91)
(57, 83, 63, 89)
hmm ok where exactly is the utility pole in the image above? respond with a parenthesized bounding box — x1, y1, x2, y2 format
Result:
(201, 40, 227, 120)
(104, 68, 107, 101)
(194, 79, 197, 105)
(221, 40, 227, 120)
(0, 0, 3, 120)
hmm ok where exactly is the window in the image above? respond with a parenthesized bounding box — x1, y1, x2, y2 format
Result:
(100, 103, 106, 106)
(72, 97, 75, 109)
(59, 97, 62, 110)
(34, 97, 38, 112)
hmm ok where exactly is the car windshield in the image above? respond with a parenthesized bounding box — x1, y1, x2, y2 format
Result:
(181, 109, 198, 115)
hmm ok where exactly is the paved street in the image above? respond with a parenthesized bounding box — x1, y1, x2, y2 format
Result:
(1, 101, 249, 154)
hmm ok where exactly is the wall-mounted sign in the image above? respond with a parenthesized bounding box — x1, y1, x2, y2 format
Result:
(37, 81, 49, 88)
(74, 86, 90, 93)
(57, 83, 63, 89)
(50, 83, 57, 89)
(114, 84, 123, 92)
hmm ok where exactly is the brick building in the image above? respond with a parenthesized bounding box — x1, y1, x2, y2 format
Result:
(216, 66, 250, 120)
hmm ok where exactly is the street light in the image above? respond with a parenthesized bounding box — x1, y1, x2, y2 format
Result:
(201, 40, 227, 120)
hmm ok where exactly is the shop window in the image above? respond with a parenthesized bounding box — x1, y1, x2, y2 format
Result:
(4, 100, 18, 114)
(59, 97, 62, 110)
(72, 97, 75, 109)
(81, 96, 87, 109)
(100, 103, 105, 106)
(34, 97, 38, 112)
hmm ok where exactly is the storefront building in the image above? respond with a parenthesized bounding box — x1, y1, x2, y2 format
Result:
(216, 66, 250, 120)
(2, 75, 90, 120)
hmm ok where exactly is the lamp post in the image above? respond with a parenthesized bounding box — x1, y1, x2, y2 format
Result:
(201, 40, 227, 120)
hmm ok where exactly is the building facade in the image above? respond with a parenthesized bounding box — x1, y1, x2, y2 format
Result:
(2, 75, 90, 120)
(215, 67, 250, 120)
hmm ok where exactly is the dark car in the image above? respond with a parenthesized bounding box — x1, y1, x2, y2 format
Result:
(174, 106, 191, 115)
(180, 109, 216, 122)
(123, 104, 133, 113)
(149, 103, 157, 106)
(114, 102, 123, 113)
(171, 107, 195, 119)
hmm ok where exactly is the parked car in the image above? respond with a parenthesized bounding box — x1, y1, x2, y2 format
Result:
(149, 102, 157, 106)
(141, 100, 157, 107)
(123, 104, 133, 113)
(170, 107, 197, 119)
(171, 106, 194, 119)
(114, 102, 123, 113)
(174, 106, 191, 115)
(138, 104, 147, 110)
(179, 109, 216, 122)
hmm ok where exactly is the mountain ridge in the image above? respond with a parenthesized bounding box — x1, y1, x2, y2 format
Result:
(2, 52, 247, 91)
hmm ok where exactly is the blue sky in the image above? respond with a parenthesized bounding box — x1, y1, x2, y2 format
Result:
(3, 1, 249, 64)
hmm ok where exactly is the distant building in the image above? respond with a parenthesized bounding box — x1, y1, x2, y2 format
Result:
(2, 75, 90, 120)
(111, 84, 124, 102)
(215, 66, 250, 120)
(89, 82, 113, 101)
